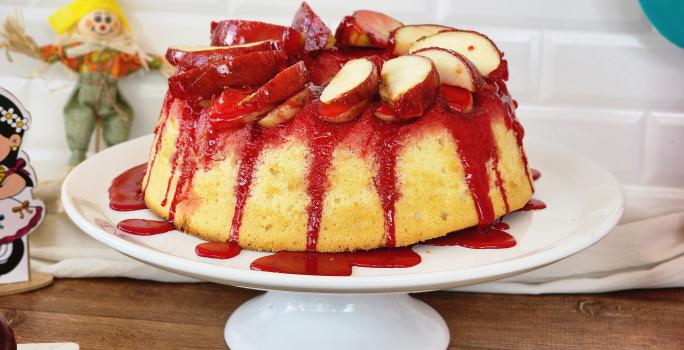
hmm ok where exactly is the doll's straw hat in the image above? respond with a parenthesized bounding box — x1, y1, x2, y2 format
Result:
(47, 0, 130, 34)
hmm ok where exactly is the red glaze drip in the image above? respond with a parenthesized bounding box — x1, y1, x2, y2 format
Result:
(531, 168, 541, 181)
(196, 241, 242, 259)
(442, 94, 501, 227)
(117, 219, 175, 236)
(370, 117, 404, 247)
(229, 126, 268, 243)
(303, 104, 356, 251)
(493, 160, 510, 213)
(250, 247, 421, 276)
(160, 101, 199, 220)
(143, 93, 174, 194)
(109, 164, 147, 211)
(497, 81, 533, 193)
(492, 221, 510, 230)
(425, 226, 516, 249)
(520, 198, 546, 211)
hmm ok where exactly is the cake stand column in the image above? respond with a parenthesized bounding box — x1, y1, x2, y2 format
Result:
(225, 291, 450, 350)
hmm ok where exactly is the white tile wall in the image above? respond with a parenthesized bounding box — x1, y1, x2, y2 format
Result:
(644, 113, 684, 188)
(0, 0, 682, 196)
(518, 106, 645, 184)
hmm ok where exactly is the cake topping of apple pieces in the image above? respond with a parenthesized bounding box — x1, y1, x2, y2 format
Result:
(409, 30, 503, 77)
(166, 2, 511, 127)
(335, 10, 403, 48)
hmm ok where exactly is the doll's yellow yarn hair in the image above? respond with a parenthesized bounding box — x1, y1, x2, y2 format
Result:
(48, 0, 130, 35)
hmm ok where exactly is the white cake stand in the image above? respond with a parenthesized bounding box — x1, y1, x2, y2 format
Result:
(62, 135, 623, 350)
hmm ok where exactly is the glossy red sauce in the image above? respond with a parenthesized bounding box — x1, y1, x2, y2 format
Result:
(161, 101, 200, 221)
(109, 163, 147, 211)
(228, 125, 269, 243)
(370, 116, 405, 247)
(424, 226, 516, 249)
(531, 168, 541, 181)
(143, 94, 173, 194)
(250, 247, 421, 276)
(196, 241, 242, 259)
(492, 221, 510, 230)
(300, 105, 357, 250)
(441, 94, 503, 228)
(117, 219, 175, 236)
(520, 198, 547, 211)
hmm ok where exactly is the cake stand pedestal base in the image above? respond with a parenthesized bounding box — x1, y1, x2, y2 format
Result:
(225, 291, 450, 350)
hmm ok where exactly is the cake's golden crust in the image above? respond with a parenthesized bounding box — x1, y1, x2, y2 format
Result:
(144, 98, 533, 252)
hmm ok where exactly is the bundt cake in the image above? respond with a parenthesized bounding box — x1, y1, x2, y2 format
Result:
(142, 3, 534, 252)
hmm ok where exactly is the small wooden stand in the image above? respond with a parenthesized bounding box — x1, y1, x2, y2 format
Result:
(0, 271, 53, 296)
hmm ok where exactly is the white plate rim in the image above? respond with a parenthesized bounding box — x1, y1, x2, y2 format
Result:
(62, 135, 624, 293)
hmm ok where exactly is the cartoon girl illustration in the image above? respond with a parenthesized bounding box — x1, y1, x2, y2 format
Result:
(0, 88, 45, 278)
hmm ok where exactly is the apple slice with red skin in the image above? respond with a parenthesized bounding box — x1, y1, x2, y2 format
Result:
(409, 30, 503, 77)
(258, 88, 312, 128)
(440, 85, 473, 113)
(241, 61, 310, 110)
(166, 41, 276, 70)
(291, 2, 335, 51)
(203, 61, 309, 129)
(319, 58, 379, 113)
(379, 55, 440, 119)
(211, 20, 305, 55)
(203, 89, 275, 129)
(373, 103, 402, 122)
(318, 99, 370, 123)
(389, 24, 452, 55)
(335, 10, 403, 48)
(412, 47, 484, 92)
(168, 50, 287, 99)
(303, 47, 388, 85)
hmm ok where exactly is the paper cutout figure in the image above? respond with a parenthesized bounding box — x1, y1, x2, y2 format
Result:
(0, 88, 46, 284)
(0, 0, 171, 167)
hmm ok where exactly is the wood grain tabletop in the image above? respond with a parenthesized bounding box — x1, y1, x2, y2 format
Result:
(0, 278, 682, 349)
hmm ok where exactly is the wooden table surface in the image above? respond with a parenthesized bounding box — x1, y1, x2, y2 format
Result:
(1, 278, 682, 349)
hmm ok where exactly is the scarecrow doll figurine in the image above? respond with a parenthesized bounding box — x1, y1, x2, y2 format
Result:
(0, 0, 170, 166)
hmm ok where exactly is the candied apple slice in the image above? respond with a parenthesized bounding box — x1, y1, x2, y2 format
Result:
(440, 85, 473, 113)
(412, 47, 483, 92)
(166, 41, 276, 70)
(241, 61, 310, 109)
(291, 2, 335, 51)
(258, 88, 312, 128)
(389, 24, 452, 55)
(319, 58, 378, 110)
(318, 99, 370, 123)
(204, 89, 275, 129)
(409, 30, 503, 77)
(335, 10, 402, 48)
(168, 50, 287, 99)
(211, 20, 304, 55)
(379, 55, 439, 119)
(373, 103, 402, 122)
